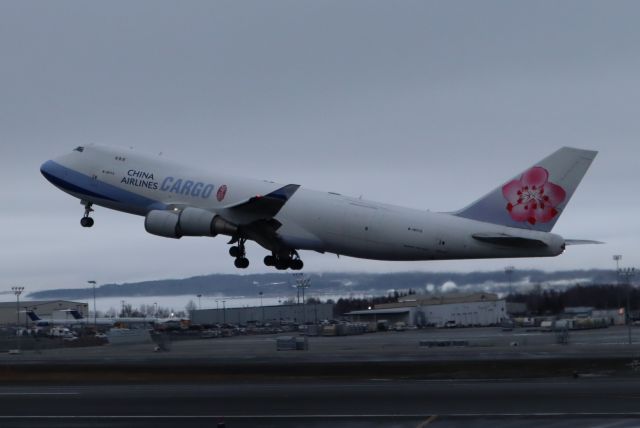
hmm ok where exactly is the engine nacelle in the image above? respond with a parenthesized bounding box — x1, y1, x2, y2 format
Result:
(144, 208, 238, 239)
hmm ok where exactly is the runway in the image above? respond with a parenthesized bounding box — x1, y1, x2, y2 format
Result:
(2, 327, 640, 426)
(1, 378, 640, 427)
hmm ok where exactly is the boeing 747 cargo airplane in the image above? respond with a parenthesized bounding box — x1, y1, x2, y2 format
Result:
(41, 145, 598, 270)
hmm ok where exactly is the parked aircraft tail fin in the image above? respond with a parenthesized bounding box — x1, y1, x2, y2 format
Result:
(67, 309, 84, 320)
(454, 147, 597, 232)
(26, 310, 41, 321)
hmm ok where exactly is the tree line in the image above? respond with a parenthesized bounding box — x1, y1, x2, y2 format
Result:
(508, 284, 640, 315)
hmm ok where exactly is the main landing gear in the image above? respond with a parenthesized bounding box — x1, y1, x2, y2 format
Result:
(263, 252, 303, 271)
(228, 239, 303, 271)
(80, 201, 94, 228)
(229, 238, 250, 269)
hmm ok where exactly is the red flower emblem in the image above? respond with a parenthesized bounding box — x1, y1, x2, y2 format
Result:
(502, 167, 566, 225)
(216, 185, 227, 202)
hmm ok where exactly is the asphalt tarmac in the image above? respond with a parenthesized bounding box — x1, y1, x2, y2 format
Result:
(2, 326, 640, 426)
(1, 378, 640, 427)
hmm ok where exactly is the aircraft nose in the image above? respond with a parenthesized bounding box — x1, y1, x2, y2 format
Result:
(40, 160, 54, 181)
(40, 159, 63, 185)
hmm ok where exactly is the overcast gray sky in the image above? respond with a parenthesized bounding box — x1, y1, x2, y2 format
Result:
(1, 0, 639, 291)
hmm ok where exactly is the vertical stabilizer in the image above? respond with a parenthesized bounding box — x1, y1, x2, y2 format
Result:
(455, 147, 597, 232)
(68, 309, 85, 320)
(26, 310, 41, 322)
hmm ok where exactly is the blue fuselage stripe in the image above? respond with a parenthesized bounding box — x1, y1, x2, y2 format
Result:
(41, 161, 162, 212)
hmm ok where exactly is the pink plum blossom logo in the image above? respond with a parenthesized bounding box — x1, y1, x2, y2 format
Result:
(502, 167, 566, 225)
(216, 185, 228, 202)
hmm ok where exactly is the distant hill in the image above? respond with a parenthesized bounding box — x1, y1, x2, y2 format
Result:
(28, 269, 618, 300)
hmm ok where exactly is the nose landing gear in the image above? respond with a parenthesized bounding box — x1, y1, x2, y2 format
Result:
(80, 201, 94, 228)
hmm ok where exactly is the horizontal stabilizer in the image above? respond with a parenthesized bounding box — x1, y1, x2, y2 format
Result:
(472, 233, 548, 248)
(564, 239, 604, 245)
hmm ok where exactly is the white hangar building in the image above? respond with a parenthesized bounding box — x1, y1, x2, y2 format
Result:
(346, 293, 506, 328)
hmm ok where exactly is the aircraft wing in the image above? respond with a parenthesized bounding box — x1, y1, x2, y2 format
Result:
(472, 233, 548, 248)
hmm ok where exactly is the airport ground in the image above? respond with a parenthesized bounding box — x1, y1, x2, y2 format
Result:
(1, 326, 640, 427)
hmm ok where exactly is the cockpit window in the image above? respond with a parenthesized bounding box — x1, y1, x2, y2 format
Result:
(73, 146, 84, 152)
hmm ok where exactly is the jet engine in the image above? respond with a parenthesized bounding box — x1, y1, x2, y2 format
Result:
(144, 207, 238, 239)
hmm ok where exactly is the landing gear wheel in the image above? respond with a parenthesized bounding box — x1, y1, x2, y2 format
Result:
(275, 260, 289, 270)
(290, 259, 303, 270)
(80, 201, 94, 227)
(229, 246, 241, 258)
(80, 217, 94, 228)
(234, 257, 249, 269)
(264, 255, 276, 266)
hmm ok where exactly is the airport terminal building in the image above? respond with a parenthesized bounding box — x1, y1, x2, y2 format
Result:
(346, 293, 507, 328)
(0, 300, 89, 326)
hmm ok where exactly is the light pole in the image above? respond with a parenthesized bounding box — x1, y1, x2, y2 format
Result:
(295, 275, 311, 324)
(222, 300, 226, 324)
(613, 255, 623, 307)
(11, 286, 24, 327)
(613, 255, 622, 278)
(259, 291, 264, 323)
(154, 302, 158, 319)
(88, 280, 97, 329)
(197, 294, 202, 310)
(618, 267, 636, 346)
(504, 266, 515, 296)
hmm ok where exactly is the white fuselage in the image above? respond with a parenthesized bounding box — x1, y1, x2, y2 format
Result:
(41, 146, 565, 262)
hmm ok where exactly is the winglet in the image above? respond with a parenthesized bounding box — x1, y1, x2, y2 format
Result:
(223, 184, 301, 221)
(265, 184, 300, 201)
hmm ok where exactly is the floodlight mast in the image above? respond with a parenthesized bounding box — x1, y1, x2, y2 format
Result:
(618, 267, 636, 346)
(11, 286, 24, 326)
(88, 280, 97, 329)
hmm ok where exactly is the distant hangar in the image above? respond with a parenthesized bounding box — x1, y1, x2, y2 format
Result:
(346, 293, 507, 327)
(0, 300, 88, 326)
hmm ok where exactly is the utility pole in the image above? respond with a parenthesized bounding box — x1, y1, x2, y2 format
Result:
(88, 280, 97, 329)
